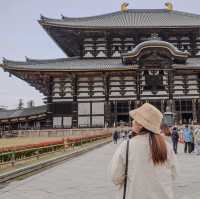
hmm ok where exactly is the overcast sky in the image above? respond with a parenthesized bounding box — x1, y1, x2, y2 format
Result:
(0, 0, 200, 109)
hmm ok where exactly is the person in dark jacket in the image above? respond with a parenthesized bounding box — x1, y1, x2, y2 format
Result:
(171, 127, 179, 154)
(113, 130, 119, 144)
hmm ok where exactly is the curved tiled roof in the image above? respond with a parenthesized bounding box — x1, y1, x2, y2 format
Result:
(2, 58, 135, 71)
(40, 9, 200, 28)
(0, 106, 47, 120)
(2, 57, 200, 72)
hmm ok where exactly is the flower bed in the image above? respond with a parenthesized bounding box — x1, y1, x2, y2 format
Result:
(0, 140, 64, 154)
(0, 132, 112, 166)
(65, 132, 112, 147)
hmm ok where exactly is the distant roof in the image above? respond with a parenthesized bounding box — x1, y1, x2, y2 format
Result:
(39, 9, 200, 28)
(0, 106, 47, 120)
(2, 57, 200, 72)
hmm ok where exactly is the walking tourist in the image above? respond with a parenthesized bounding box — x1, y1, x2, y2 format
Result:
(171, 127, 179, 154)
(183, 124, 193, 153)
(194, 126, 200, 155)
(113, 130, 119, 144)
(109, 103, 178, 199)
(128, 129, 133, 139)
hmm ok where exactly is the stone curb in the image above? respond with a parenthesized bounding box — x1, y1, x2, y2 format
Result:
(0, 139, 112, 184)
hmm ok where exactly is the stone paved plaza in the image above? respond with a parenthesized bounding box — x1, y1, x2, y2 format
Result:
(0, 141, 200, 199)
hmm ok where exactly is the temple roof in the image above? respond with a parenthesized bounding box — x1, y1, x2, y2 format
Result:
(40, 9, 200, 28)
(38, 9, 200, 57)
(0, 106, 47, 120)
(2, 57, 200, 72)
(1, 58, 135, 71)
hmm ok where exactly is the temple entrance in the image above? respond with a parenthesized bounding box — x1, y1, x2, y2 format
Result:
(182, 113, 193, 124)
(117, 115, 129, 125)
(110, 100, 134, 127)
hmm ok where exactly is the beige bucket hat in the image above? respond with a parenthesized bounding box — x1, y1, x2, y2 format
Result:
(129, 103, 163, 134)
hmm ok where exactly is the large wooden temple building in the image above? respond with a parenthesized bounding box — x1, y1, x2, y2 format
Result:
(1, 5, 200, 130)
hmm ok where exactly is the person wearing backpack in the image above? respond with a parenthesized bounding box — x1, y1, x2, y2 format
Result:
(171, 127, 179, 154)
(109, 103, 178, 199)
(194, 127, 200, 155)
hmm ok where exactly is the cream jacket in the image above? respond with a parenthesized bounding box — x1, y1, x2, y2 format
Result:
(109, 134, 178, 199)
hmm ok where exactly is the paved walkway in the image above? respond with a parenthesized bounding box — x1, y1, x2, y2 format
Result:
(0, 140, 200, 199)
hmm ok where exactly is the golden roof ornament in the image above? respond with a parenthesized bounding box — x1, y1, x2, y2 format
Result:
(165, 2, 173, 11)
(121, 2, 129, 12)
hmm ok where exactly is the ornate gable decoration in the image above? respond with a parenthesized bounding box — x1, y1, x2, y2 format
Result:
(122, 39, 190, 67)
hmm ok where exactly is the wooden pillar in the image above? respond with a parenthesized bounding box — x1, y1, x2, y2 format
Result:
(128, 100, 132, 125)
(178, 98, 183, 125)
(133, 69, 141, 108)
(72, 75, 78, 128)
(46, 77, 53, 129)
(167, 70, 174, 112)
(136, 70, 141, 102)
(192, 99, 197, 123)
(90, 102, 92, 128)
(197, 99, 200, 123)
(104, 74, 111, 127)
(161, 99, 165, 113)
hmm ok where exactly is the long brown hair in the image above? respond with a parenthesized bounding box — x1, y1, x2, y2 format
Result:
(142, 128, 168, 165)
(160, 123, 171, 137)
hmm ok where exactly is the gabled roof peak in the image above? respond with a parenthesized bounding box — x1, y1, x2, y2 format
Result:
(122, 39, 190, 64)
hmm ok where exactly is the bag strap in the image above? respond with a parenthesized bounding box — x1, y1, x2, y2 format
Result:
(123, 140, 129, 199)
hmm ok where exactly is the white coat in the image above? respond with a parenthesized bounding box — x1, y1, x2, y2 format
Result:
(109, 134, 178, 199)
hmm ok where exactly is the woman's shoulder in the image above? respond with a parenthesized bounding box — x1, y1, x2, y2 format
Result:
(116, 136, 147, 152)
(129, 134, 149, 148)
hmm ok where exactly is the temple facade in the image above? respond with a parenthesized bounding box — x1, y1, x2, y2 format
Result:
(1, 8, 200, 130)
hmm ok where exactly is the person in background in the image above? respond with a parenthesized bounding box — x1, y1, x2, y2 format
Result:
(128, 129, 133, 139)
(171, 127, 179, 154)
(194, 126, 200, 155)
(121, 130, 125, 140)
(113, 130, 119, 144)
(183, 124, 193, 153)
(109, 103, 178, 199)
